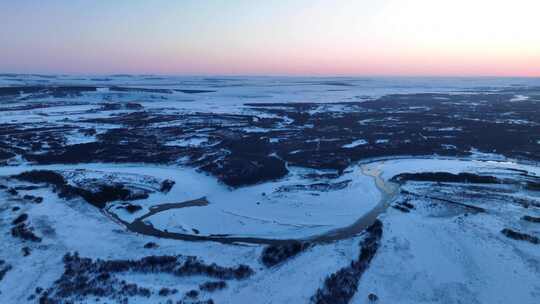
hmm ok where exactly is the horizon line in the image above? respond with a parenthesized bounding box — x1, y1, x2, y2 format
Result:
(2, 72, 540, 79)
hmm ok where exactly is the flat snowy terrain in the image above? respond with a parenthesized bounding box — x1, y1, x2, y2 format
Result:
(0, 75, 539, 303)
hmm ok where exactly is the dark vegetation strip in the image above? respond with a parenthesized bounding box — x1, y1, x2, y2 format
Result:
(391, 172, 500, 184)
(522, 215, 540, 223)
(311, 220, 383, 304)
(199, 281, 227, 292)
(501, 229, 540, 244)
(12, 170, 148, 209)
(527, 182, 540, 191)
(401, 189, 486, 213)
(109, 86, 172, 94)
(392, 204, 410, 213)
(11, 213, 28, 225)
(392, 199, 415, 213)
(39, 253, 253, 303)
(0, 260, 12, 282)
(261, 241, 312, 267)
(176, 89, 216, 94)
(0, 86, 97, 97)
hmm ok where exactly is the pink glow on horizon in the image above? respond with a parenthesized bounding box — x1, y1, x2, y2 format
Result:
(1, 0, 539, 77)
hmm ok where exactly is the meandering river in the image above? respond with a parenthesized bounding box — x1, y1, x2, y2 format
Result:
(105, 162, 399, 245)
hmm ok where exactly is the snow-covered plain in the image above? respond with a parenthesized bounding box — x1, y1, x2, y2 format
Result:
(1, 75, 539, 115)
(353, 159, 540, 304)
(0, 160, 384, 303)
(1, 157, 539, 303)
(1, 75, 540, 303)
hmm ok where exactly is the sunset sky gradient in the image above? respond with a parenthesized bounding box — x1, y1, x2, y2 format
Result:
(1, 0, 539, 76)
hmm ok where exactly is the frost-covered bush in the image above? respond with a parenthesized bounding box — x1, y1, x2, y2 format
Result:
(11, 223, 42, 242)
(0, 260, 12, 282)
(13, 170, 66, 186)
(261, 241, 310, 267)
(199, 281, 227, 292)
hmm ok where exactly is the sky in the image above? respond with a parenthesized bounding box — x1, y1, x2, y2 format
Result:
(1, 0, 539, 76)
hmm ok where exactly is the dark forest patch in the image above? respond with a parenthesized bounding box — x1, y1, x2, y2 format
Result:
(391, 172, 500, 184)
(261, 241, 311, 267)
(39, 253, 253, 303)
(311, 220, 383, 304)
